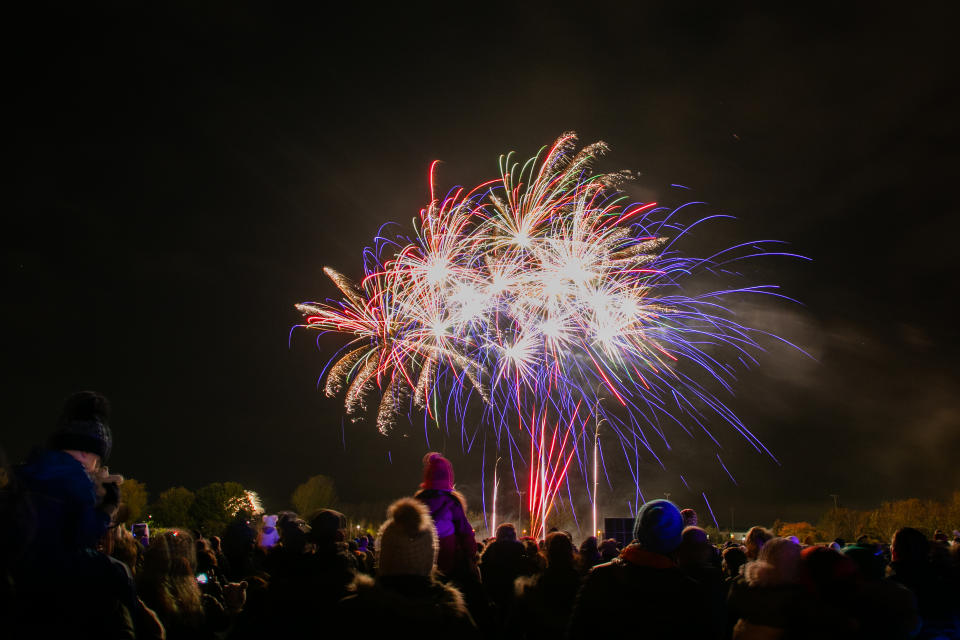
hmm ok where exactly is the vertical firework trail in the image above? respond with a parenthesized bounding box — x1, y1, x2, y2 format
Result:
(294, 133, 805, 531)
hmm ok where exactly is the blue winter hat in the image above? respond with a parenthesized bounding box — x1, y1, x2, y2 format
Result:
(633, 499, 684, 554)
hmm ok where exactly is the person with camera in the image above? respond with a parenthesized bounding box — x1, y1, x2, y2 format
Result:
(8, 390, 141, 638)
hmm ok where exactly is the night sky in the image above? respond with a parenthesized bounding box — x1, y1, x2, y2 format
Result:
(6, 3, 959, 529)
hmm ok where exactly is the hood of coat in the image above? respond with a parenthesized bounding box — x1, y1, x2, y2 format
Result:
(348, 574, 468, 621)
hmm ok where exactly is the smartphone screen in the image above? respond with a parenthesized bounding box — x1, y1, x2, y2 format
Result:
(196, 573, 208, 585)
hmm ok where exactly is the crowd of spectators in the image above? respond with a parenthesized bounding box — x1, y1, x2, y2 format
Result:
(2, 391, 959, 639)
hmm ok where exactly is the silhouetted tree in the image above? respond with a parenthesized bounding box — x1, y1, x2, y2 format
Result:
(119, 478, 148, 525)
(191, 481, 247, 534)
(151, 486, 196, 528)
(291, 474, 338, 515)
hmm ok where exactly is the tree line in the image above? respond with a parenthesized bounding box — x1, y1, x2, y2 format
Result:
(773, 491, 960, 544)
(119, 475, 959, 544)
(117, 475, 340, 534)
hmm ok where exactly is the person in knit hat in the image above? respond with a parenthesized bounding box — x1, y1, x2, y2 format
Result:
(377, 498, 438, 577)
(9, 390, 139, 637)
(633, 498, 685, 553)
(338, 498, 479, 637)
(413, 452, 478, 581)
(568, 499, 711, 639)
(44, 390, 124, 523)
(49, 390, 114, 466)
(18, 391, 122, 547)
(727, 537, 817, 638)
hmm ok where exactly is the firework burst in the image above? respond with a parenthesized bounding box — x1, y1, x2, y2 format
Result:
(295, 133, 804, 535)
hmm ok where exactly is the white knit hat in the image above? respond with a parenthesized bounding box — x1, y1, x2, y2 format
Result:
(376, 498, 438, 577)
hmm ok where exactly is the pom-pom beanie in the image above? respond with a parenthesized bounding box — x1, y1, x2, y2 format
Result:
(49, 390, 113, 462)
(377, 497, 438, 577)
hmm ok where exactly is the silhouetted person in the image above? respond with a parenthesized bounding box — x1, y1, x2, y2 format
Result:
(414, 452, 478, 581)
(743, 526, 773, 562)
(798, 545, 860, 638)
(9, 391, 138, 638)
(577, 536, 602, 573)
(722, 546, 748, 585)
(887, 527, 959, 637)
(678, 526, 724, 638)
(513, 531, 583, 639)
(339, 498, 479, 637)
(138, 529, 246, 640)
(727, 537, 812, 639)
(569, 499, 711, 639)
(480, 522, 533, 631)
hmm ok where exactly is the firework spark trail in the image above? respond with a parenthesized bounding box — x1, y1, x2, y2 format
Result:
(295, 133, 802, 528)
(702, 491, 721, 531)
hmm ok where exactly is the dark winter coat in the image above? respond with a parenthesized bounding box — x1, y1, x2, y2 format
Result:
(681, 564, 726, 639)
(479, 539, 533, 608)
(263, 542, 357, 627)
(847, 578, 920, 640)
(512, 565, 583, 639)
(15, 448, 111, 557)
(887, 560, 960, 637)
(8, 449, 137, 638)
(339, 574, 480, 637)
(568, 544, 712, 639)
(726, 575, 818, 639)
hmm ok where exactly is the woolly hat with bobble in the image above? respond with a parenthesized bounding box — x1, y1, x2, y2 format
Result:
(49, 391, 113, 462)
(419, 452, 454, 491)
(376, 498, 438, 577)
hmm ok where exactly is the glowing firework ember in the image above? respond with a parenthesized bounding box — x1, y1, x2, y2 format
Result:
(295, 133, 803, 536)
(227, 490, 264, 517)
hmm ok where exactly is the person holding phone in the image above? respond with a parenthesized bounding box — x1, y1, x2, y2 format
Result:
(9, 391, 139, 638)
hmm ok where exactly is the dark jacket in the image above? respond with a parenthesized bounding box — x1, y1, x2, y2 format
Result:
(9, 449, 137, 638)
(513, 565, 582, 639)
(568, 544, 711, 639)
(887, 560, 960, 637)
(339, 574, 480, 637)
(726, 575, 818, 639)
(263, 542, 357, 627)
(480, 539, 533, 608)
(15, 449, 111, 557)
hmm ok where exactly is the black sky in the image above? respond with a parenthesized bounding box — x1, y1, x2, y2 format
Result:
(5, 2, 959, 528)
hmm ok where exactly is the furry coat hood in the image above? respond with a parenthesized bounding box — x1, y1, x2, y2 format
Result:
(339, 574, 478, 637)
